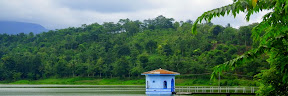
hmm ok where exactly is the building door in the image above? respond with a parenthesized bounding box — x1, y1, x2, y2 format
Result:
(171, 79, 174, 92)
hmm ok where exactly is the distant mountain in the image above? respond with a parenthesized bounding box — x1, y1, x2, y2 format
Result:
(0, 21, 48, 34)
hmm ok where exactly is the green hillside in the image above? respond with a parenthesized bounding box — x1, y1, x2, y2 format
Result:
(0, 16, 268, 85)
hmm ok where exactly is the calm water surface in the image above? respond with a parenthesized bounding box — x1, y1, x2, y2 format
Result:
(2, 85, 242, 96)
(0, 85, 184, 96)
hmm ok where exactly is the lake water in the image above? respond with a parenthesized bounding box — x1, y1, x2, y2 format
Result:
(1, 85, 251, 96)
(0, 85, 178, 96)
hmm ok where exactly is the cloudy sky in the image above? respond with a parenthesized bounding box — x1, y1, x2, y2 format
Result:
(0, 0, 268, 30)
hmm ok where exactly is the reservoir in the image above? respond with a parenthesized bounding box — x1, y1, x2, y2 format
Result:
(0, 85, 255, 96)
(0, 85, 147, 96)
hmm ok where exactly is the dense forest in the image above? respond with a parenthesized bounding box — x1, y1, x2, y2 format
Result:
(0, 15, 268, 82)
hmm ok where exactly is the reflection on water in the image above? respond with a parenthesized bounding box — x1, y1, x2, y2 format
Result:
(147, 94, 174, 96)
(0, 85, 147, 96)
(0, 85, 187, 96)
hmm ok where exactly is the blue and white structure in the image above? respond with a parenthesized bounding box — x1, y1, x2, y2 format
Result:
(141, 68, 180, 95)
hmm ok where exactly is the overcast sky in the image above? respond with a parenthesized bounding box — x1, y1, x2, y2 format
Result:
(0, 0, 268, 30)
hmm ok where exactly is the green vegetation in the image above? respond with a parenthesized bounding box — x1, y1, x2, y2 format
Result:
(2, 77, 257, 87)
(7, 77, 145, 85)
(0, 15, 267, 86)
(192, 0, 288, 95)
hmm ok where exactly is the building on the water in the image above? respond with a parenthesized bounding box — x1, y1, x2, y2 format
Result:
(141, 68, 180, 95)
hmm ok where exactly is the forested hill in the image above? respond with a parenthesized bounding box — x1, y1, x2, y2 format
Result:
(0, 15, 268, 81)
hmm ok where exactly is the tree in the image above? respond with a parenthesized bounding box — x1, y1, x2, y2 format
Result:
(113, 57, 129, 78)
(56, 57, 68, 77)
(217, 27, 237, 44)
(138, 53, 149, 68)
(163, 44, 173, 56)
(95, 57, 104, 77)
(209, 25, 224, 37)
(238, 24, 256, 46)
(145, 40, 157, 53)
(119, 19, 141, 36)
(117, 45, 131, 57)
(192, 0, 288, 95)
(143, 15, 174, 29)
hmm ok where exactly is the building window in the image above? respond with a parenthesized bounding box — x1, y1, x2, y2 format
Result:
(163, 81, 167, 89)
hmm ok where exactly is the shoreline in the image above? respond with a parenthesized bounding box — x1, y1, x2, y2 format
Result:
(0, 77, 257, 86)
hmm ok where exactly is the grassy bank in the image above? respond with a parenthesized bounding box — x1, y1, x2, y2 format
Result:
(0, 77, 258, 86)
(3, 77, 145, 85)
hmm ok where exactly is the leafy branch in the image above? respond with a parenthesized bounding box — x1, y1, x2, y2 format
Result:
(192, 0, 275, 34)
(191, 0, 284, 81)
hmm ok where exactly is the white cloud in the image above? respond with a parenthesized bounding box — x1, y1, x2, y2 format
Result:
(0, 0, 268, 29)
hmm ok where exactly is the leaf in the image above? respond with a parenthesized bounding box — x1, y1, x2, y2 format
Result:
(227, 6, 231, 14)
(233, 12, 237, 18)
(191, 21, 198, 35)
(252, 0, 257, 7)
(283, 73, 288, 83)
(214, 9, 218, 14)
(221, 7, 226, 16)
(232, 3, 236, 10)
(246, 12, 251, 21)
(219, 8, 223, 14)
(284, 4, 288, 14)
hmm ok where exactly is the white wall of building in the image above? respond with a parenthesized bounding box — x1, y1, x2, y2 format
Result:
(145, 75, 175, 94)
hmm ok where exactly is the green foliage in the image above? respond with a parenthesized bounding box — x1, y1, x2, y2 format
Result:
(209, 25, 224, 36)
(0, 16, 266, 87)
(192, 0, 288, 95)
(7, 77, 145, 85)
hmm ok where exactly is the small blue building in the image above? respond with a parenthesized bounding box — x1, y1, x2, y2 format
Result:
(141, 68, 180, 95)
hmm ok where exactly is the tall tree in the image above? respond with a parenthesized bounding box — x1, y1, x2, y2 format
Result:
(145, 40, 157, 53)
(192, 0, 288, 95)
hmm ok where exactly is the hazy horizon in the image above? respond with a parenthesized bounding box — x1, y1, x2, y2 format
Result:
(0, 0, 268, 30)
